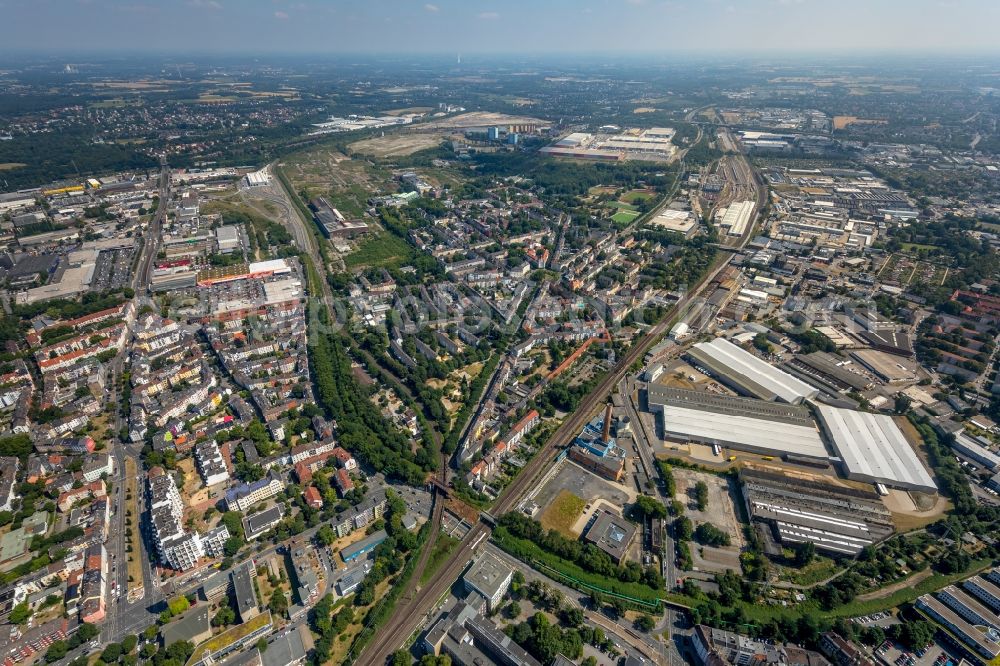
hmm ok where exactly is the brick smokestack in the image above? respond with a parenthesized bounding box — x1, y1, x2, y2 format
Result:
(602, 403, 613, 443)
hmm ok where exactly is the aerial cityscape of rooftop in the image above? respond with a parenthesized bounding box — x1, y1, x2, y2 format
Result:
(0, 3, 1000, 666)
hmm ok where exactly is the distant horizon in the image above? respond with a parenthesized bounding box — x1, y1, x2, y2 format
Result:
(3, 49, 1000, 63)
(2, 0, 999, 57)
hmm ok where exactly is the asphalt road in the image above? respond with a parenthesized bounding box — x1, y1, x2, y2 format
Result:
(360, 243, 741, 664)
(134, 159, 171, 292)
(361, 138, 770, 663)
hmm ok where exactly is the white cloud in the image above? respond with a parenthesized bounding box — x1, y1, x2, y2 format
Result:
(187, 0, 222, 8)
(424, 3, 439, 12)
(478, 11, 499, 19)
(274, 9, 288, 18)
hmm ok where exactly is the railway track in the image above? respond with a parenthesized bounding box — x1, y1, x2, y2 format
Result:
(360, 247, 741, 665)
(358, 131, 768, 665)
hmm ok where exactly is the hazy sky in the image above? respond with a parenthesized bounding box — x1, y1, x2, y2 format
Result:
(4, 0, 1000, 55)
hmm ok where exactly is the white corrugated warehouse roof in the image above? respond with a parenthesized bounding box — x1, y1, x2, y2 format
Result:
(660, 404, 828, 459)
(720, 200, 755, 237)
(248, 258, 291, 275)
(816, 405, 936, 492)
(689, 338, 819, 404)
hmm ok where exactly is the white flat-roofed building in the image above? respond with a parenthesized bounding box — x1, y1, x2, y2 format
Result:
(659, 404, 827, 460)
(649, 386, 827, 460)
(244, 171, 270, 187)
(649, 209, 697, 236)
(815, 405, 936, 493)
(463, 553, 513, 613)
(216, 226, 240, 254)
(555, 132, 592, 147)
(687, 337, 819, 404)
(951, 432, 1000, 472)
(262, 278, 303, 305)
(737, 288, 770, 305)
(247, 259, 291, 276)
(643, 127, 676, 140)
(718, 200, 755, 237)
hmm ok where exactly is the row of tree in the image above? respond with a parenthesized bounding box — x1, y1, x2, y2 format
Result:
(497, 512, 663, 590)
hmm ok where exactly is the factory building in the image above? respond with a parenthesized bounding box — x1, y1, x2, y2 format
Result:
(815, 405, 936, 493)
(717, 200, 756, 238)
(951, 431, 1000, 472)
(647, 386, 828, 461)
(741, 469, 894, 556)
(649, 209, 698, 237)
(568, 404, 627, 481)
(781, 352, 873, 394)
(687, 338, 818, 404)
(215, 225, 241, 254)
(309, 197, 369, 238)
(244, 171, 270, 187)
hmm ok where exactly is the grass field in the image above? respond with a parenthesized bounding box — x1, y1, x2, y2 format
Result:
(539, 490, 586, 537)
(606, 201, 638, 211)
(621, 189, 655, 203)
(730, 557, 993, 628)
(900, 242, 940, 252)
(588, 186, 618, 196)
(778, 555, 841, 586)
(124, 457, 144, 599)
(344, 232, 413, 269)
(611, 210, 641, 225)
(493, 527, 663, 607)
(348, 133, 447, 158)
(420, 534, 460, 585)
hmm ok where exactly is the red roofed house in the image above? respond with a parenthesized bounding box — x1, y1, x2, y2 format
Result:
(332, 447, 357, 470)
(335, 468, 354, 496)
(304, 486, 323, 509)
(57, 480, 106, 513)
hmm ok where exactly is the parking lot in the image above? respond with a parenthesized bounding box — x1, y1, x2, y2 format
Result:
(852, 610, 898, 630)
(91, 247, 136, 292)
(876, 636, 963, 666)
(533, 458, 635, 515)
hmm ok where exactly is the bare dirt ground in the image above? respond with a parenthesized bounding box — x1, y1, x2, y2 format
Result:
(673, 468, 745, 572)
(384, 106, 435, 116)
(282, 146, 390, 203)
(855, 568, 933, 601)
(535, 461, 635, 529)
(884, 490, 951, 532)
(348, 133, 448, 158)
(421, 111, 547, 130)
